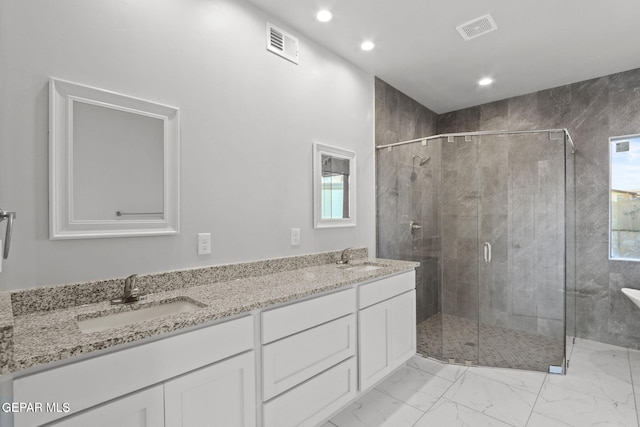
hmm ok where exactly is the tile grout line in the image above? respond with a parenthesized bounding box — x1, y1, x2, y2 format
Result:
(408, 365, 523, 427)
(628, 348, 640, 427)
(406, 368, 464, 427)
(523, 371, 548, 427)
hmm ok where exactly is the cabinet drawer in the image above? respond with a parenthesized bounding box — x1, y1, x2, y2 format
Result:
(263, 314, 356, 400)
(359, 270, 415, 309)
(13, 315, 254, 427)
(49, 385, 164, 427)
(263, 357, 357, 427)
(262, 288, 355, 344)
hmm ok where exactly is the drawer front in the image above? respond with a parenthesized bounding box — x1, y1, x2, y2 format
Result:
(359, 270, 415, 309)
(262, 288, 355, 344)
(13, 315, 254, 427)
(48, 385, 164, 427)
(263, 314, 356, 400)
(263, 357, 357, 427)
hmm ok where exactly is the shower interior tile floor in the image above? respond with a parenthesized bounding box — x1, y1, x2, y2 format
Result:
(323, 338, 640, 427)
(416, 313, 565, 372)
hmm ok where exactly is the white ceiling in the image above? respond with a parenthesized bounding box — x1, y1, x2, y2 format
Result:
(245, 0, 640, 114)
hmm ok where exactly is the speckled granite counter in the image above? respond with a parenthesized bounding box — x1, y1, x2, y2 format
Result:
(0, 249, 418, 375)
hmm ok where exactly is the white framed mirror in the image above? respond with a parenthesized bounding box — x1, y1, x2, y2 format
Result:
(313, 142, 356, 228)
(609, 133, 640, 260)
(49, 78, 180, 239)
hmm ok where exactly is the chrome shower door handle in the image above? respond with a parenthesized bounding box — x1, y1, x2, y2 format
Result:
(0, 209, 16, 260)
(483, 242, 492, 263)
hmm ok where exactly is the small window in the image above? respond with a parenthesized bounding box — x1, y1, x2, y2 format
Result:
(313, 143, 356, 228)
(610, 134, 640, 260)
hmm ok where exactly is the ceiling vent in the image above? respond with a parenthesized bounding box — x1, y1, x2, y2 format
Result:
(456, 14, 498, 41)
(266, 22, 299, 64)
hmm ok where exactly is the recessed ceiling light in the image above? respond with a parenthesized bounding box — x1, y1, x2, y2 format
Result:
(361, 41, 375, 51)
(316, 9, 333, 22)
(478, 77, 494, 86)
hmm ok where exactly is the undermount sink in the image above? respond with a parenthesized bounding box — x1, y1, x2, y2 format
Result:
(76, 298, 205, 333)
(622, 288, 640, 310)
(338, 262, 387, 273)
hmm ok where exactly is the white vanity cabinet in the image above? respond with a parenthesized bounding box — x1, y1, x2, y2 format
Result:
(12, 315, 255, 427)
(261, 288, 358, 427)
(358, 271, 416, 391)
(8, 267, 417, 427)
(48, 385, 164, 427)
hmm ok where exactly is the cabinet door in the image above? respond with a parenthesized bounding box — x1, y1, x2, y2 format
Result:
(390, 290, 416, 366)
(49, 385, 164, 427)
(358, 300, 391, 391)
(359, 290, 416, 391)
(164, 351, 256, 427)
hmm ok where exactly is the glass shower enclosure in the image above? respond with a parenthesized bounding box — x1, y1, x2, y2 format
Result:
(377, 130, 576, 372)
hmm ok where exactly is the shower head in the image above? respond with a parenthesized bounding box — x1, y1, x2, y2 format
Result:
(413, 155, 430, 166)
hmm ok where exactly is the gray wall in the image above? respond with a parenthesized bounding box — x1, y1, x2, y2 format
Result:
(438, 68, 640, 349)
(0, 0, 375, 291)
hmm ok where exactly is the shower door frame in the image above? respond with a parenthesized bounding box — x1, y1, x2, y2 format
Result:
(376, 129, 576, 373)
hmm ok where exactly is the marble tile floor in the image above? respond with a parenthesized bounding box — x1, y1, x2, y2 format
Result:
(323, 338, 640, 426)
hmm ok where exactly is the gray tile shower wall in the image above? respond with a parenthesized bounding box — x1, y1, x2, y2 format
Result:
(375, 78, 440, 323)
(436, 68, 640, 349)
(374, 78, 439, 147)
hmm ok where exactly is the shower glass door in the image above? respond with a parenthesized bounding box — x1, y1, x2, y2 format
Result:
(476, 132, 566, 371)
(439, 132, 566, 370)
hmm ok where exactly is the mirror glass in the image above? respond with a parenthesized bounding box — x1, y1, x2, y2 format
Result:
(49, 78, 180, 239)
(610, 134, 640, 260)
(72, 101, 164, 221)
(320, 154, 350, 220)
(313, 143, 356, 228)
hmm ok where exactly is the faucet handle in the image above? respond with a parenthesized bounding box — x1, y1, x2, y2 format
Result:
(338, 247, 353, 264)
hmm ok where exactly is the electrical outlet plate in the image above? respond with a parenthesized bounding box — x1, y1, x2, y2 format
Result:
(198, 232, 211, 255)
(291, 228, 300, 246)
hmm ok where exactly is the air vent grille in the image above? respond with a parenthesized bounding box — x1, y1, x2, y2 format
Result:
(266, 22, 299, 64)
(456, 14, 498, 41)
(270, 27, 284, 50)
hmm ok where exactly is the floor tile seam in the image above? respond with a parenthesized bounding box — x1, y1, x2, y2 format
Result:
(534, 379, 639, 423)
(544, 370, 636, 404)
(417, 396, 519, 427)
(372, 368, 459, 415)
(525, 372, 549, 427)
(462, 367, 547, 396)
(524, 409, 581, 427)
(445, 367, 544, 425)
(408, 357, 469, 382)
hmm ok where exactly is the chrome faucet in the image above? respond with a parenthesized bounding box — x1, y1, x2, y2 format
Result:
(111, 274, 140, 304)
(337, 248, 353, 264)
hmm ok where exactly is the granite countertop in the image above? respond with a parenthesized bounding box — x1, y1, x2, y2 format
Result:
(2, 256, 418, 374)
